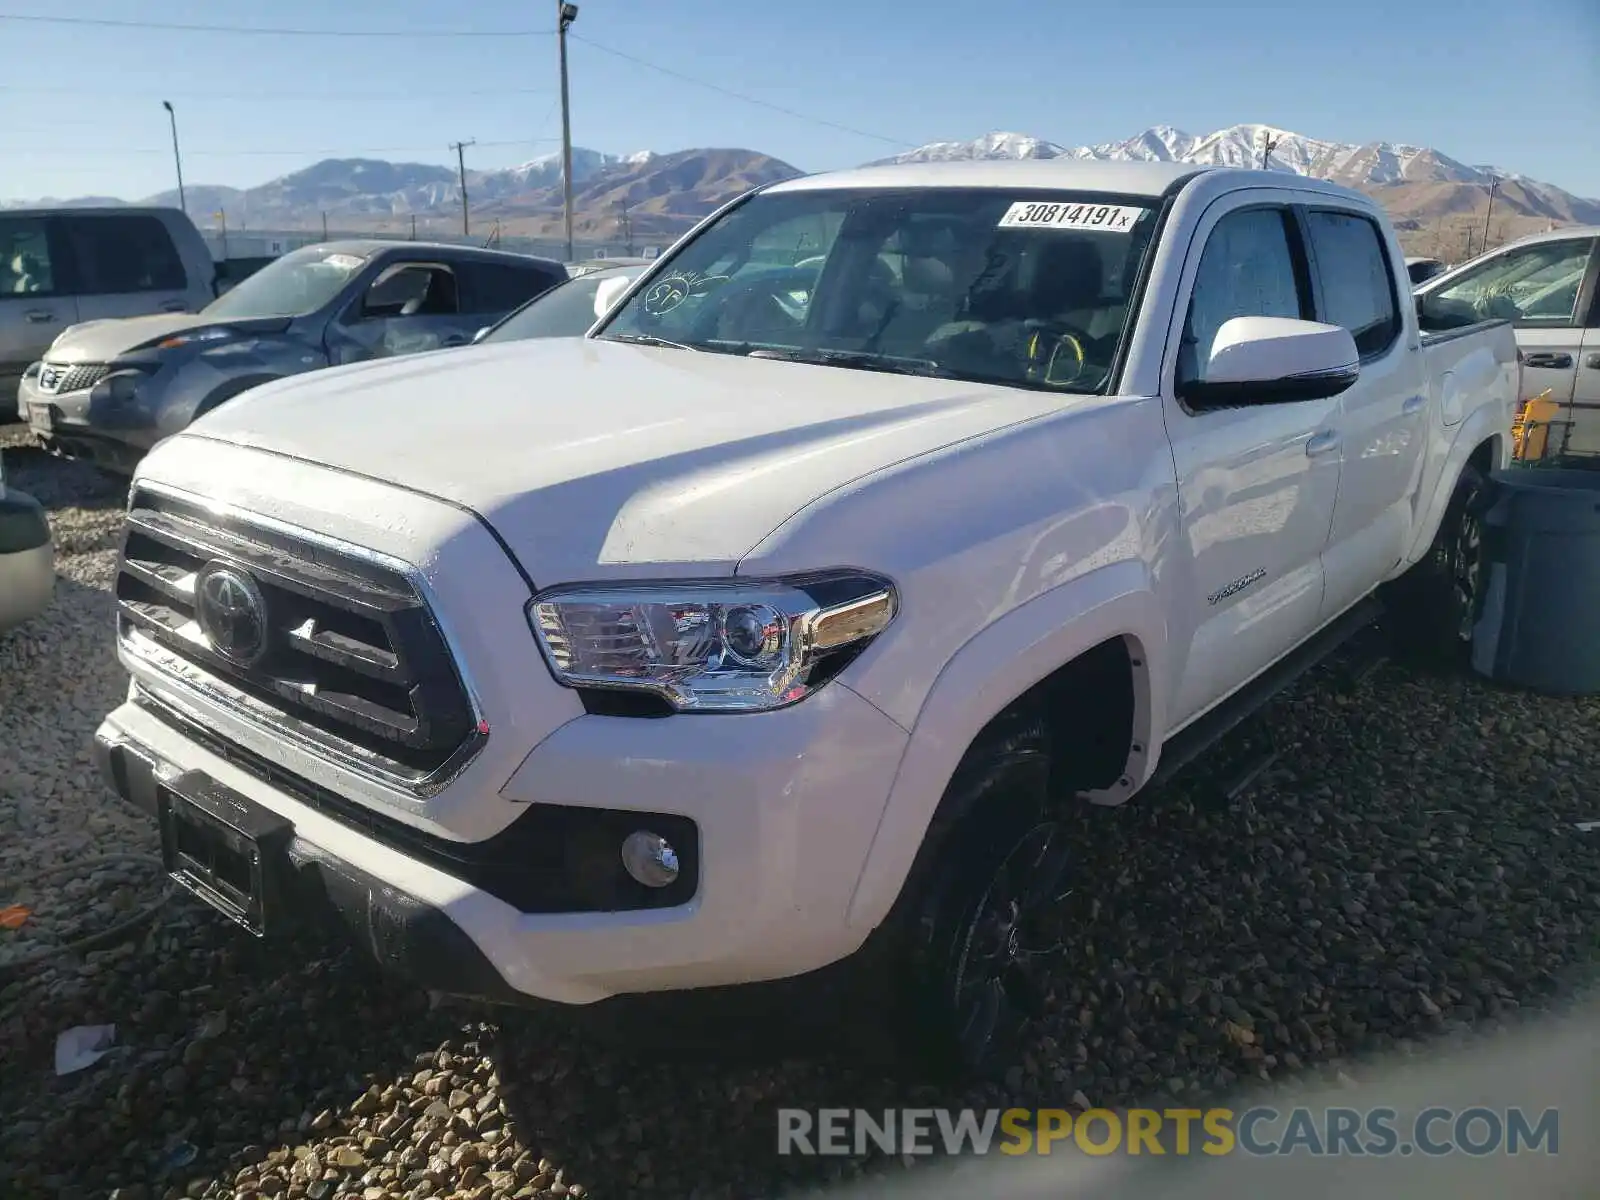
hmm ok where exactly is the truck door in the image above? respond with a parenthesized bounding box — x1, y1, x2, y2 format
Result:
(1300, 206, 1427, 622)
(325, 260, 471, 366)
(0, 215, 78, 403)
(1162, 199, 1343, 730)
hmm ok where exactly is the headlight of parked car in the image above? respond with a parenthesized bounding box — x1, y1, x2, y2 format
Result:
(528, 572, 897, 712)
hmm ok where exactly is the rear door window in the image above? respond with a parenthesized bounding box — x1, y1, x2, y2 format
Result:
(1304, 210, 1402, 358)
(359, 263, 459, 318)
(460, 261, 564, 314)
(62, 215, 188, 294)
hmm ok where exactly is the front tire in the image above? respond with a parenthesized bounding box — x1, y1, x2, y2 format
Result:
(900, 722, 1072, 1080)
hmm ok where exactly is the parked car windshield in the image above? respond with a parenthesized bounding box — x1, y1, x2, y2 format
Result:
(481, 267, 642, 343)
(201, 245, 369, 320)
(594, 187, 1163, 394)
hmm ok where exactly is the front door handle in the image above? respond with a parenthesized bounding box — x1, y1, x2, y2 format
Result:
(159, 300, 187, 313)
(440, 334, 469, 348)
(1523, 352, 1574, 369)
(1586, 353, 1600, 371)
(1306, 429, 1342, 458)
(1402, 394, 1426, 416)
(23, 309, 55, 324)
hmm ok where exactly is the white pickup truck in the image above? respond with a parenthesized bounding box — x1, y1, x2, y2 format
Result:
(94, 160, 1517, 1076)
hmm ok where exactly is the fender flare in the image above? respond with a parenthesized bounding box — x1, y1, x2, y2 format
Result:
(1402, 404, 1507, 567)
(843, 560, 1167, 931)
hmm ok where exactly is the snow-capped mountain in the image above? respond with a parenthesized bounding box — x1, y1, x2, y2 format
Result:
(877, 123, 1600, 226)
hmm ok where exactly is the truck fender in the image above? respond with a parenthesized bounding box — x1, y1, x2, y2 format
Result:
(843, 560, 1167, 932)
(1402, 400, 1507, 568)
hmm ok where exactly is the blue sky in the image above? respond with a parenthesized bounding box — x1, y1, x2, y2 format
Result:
(3, 0, 1598, 202)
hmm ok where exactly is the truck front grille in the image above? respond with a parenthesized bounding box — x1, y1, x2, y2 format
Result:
(38, 362, 109, 395)
(114, 486, 482, 788)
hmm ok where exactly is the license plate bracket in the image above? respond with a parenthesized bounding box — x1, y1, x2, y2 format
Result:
(157, 771, 293, 937)
(27, 402, 53, 434)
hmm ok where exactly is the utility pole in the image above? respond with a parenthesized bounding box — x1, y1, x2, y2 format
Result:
(411, 214, 417, 241)
(161, 101, 187, 215)
(558, 2, 579, 261)
(617, 199, 633, 255)
(450, 139, 476, 238)
(321, 211, 328, 241)
(217, 209, 228, 261)
(1258, 130, 1279, 171)
(1480, 176, 1500, 254)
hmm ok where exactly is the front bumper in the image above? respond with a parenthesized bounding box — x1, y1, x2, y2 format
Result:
(0, 488, 53, 632)
(94, 677, 908, 1006)
(18, 373, 159, 472)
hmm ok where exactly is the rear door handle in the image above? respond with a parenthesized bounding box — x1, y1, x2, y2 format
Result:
(1586, 353, 1600, 371)
(441, 334, 469, 348)
(23, 309, 55, 324)
(1306, 429, 1342, 458)
(1523, 352, 1574, 369)
(1402, 394, 1426, 416)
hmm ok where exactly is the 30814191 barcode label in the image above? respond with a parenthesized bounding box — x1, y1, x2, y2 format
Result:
(996, 202, 1148, 232)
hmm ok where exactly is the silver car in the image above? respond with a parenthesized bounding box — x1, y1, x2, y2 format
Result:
(2, 206, 216, 422)
(18, 239, 566, 473)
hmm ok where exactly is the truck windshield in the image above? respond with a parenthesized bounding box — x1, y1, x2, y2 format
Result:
(596, 187, 1163, 394)
(202, 245, 368, 320)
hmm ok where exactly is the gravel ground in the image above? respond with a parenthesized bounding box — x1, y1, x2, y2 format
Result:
(2, 421, 1598, 1200)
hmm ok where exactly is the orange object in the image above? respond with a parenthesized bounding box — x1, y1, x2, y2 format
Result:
(0, 905, 30, 930)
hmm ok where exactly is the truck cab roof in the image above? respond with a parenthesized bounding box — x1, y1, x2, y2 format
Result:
(764, 159, 1378, 208)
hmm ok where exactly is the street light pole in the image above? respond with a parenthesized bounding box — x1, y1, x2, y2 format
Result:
(558, 1, 579, 262)
(161, 101, 187, 216)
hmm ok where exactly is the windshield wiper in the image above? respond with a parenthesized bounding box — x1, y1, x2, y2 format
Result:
(742, 347, 951, 377)
(604, 332, 698, 351)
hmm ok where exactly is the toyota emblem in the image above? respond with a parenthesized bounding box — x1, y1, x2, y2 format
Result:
(194, 562, 270, 667)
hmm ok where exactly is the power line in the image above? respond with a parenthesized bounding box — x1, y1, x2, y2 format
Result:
(569, 33, 914, 148)
(0, 84, 552, 99)
(0, 12, 551, 37)
(3, 139, 560, 158)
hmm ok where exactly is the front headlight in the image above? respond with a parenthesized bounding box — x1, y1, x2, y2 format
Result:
(528, 572, 897, 712)
(156, 327, 232, 350)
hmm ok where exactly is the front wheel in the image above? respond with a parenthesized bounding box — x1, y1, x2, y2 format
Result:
(1387, 461, 1490, 667)
(901, 724, 1072, 1079)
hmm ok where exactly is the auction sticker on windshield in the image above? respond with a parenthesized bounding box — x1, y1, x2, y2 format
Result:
(321, 254, 364, 271)
(998, 202, 1147, 232)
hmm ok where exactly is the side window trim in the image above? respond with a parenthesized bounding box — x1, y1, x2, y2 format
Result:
(1297, 204, 1404, 361)
(1172, 200, 1314, 415)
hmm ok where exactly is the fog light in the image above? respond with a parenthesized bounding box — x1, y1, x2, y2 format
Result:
(620, 830, 679, 888)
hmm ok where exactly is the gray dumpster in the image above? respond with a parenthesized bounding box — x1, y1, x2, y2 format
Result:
(1470, 467, 1600, 695)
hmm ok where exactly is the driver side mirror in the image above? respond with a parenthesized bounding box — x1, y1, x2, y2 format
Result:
(1179, 316, 1359, 409)
(472, 326, 490, 344)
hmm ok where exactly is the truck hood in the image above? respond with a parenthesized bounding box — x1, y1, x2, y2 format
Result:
(47, 313, 293, 364)
(176, 337, 1072, 583)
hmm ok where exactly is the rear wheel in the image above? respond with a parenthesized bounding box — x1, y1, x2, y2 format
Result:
(1387, 461, 1490, 667)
